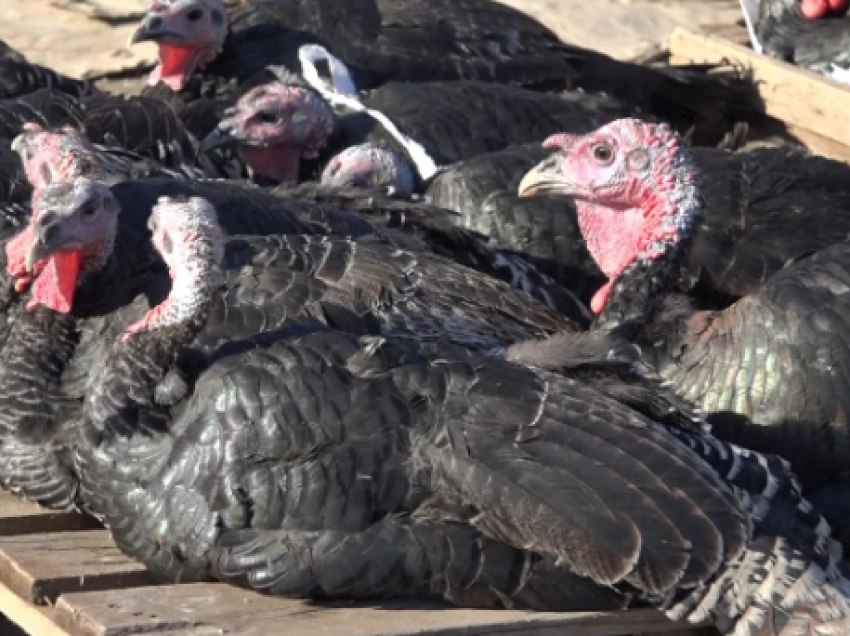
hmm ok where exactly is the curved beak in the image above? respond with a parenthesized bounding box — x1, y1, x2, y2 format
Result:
(518, 154, 570, 198)
(10, 134, 25, 156)
(24, 217, 79, 273)
(130, 17, 184, 45)
(199, 126, 240, 153)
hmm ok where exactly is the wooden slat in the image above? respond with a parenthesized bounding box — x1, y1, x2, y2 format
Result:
(53, 585, 707, 636)
(0, 530, 153, 604)
(668, 27, 850, 149)
(0, 582, 73, 636)
(0, 491, 99, 536)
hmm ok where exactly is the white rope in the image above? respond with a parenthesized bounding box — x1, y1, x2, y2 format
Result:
(297, 44, 440, 181)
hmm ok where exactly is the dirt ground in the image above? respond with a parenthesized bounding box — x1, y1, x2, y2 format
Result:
(0, 0, 743, 92)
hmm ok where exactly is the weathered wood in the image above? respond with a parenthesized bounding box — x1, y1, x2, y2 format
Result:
(0, 581, 72, 636)
(0, 491, 99, 536)
(53, 584, 707, 636)
(668, 27, 850, 152)
(0, 530, 153, 604)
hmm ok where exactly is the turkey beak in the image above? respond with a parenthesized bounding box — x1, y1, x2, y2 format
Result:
(518, 155, 569, 198)
(10, 134, 25, 156)
(199, 125, 240, 153)
(25, 216, 71, 273)
(130, 17, 183, 45)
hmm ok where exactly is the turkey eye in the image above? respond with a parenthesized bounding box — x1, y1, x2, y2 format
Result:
(186, 8, 203, 21)
(591, 143, 614, 164)
(160, 233, 173, 255)
(257, 111, 278, 124)
(79, 203, 98, 221)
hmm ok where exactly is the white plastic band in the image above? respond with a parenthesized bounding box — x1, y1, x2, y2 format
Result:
(738, 0, 763, 54)
(298, 44, 440, 181)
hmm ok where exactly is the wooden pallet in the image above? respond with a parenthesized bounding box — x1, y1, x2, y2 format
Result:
(0, 492, 715, 636)
(668, 25, 850, 163)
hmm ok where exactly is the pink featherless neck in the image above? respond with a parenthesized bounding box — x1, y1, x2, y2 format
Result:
(542, 119, 703, 314)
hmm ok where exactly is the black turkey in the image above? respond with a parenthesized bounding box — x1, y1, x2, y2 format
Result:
(517, 118, 850, 509)
(72, 190, 850, 636)
(420, 138, 850, 309)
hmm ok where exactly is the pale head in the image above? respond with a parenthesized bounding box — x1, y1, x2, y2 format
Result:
(518, 118, 703, 314)
(124, 195, 225, 337)
(321, 144, 415, 195)
(11, 123, 106, 191)
(15, 177, 119, 314)
(199, 83, 335, 182)
(130, 0, 228, 91)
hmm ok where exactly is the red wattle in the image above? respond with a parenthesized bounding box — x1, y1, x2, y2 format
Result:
(6, 225, 36, 279)
(591, 281, 613, 314)
(828, 0, 850, 14)
(240, 146, 302, 182)
(27, 250, 82, 314)
(801, 0, 829, 18)
(150, 44, 196, 91)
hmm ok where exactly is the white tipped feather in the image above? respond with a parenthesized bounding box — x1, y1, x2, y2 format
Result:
(297, 44, 440, 181)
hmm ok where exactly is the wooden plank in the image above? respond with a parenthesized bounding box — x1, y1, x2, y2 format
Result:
(698, 23, 750, 46)
(783, 123, 850, 164)
(668, 27, 850, 148)
(0, 582, 72, 636)
(0, 530, 153, 604)
(0, 491, 100, 536)
(54, 584, 708, 636)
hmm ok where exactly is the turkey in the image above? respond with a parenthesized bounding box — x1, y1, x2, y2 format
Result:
(517, 118, 850, 510)
(753, 0, 850, 81)
(129, 0, 753, 146)
(70, 190, 850, 636)
(0, 39, 95, 100)
(197, 70, 644, 184)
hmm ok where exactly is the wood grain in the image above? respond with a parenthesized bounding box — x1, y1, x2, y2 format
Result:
(0, 491, 99, 536)
(0, 530, 153, 604)
(668, 27, 850, 162)
(53, 584, 708, 636)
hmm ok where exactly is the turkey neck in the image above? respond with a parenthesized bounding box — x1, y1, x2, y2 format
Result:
(587, 157, 704, 363)
(84, 267, 219, 442)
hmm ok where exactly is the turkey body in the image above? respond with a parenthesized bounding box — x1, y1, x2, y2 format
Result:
(0, 39, 94, 100)
(76, 319, 850, 634)
(61, 232, 575, 400)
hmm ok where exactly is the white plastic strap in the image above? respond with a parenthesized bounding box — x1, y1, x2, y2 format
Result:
(298, 44, 440, 181)
(738, 0, 763, 54)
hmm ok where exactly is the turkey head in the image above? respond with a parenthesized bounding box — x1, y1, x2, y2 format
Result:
(124, 194, 224, 338)
(131, 0, 227, 91)
(518, 119, 702, 314)
(321, 143, 416, 195)
(7, 125, 109, 294)
(11, 123, 106, 191)
(15, 177, 119, 314)
(199, 82, 335, 182)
